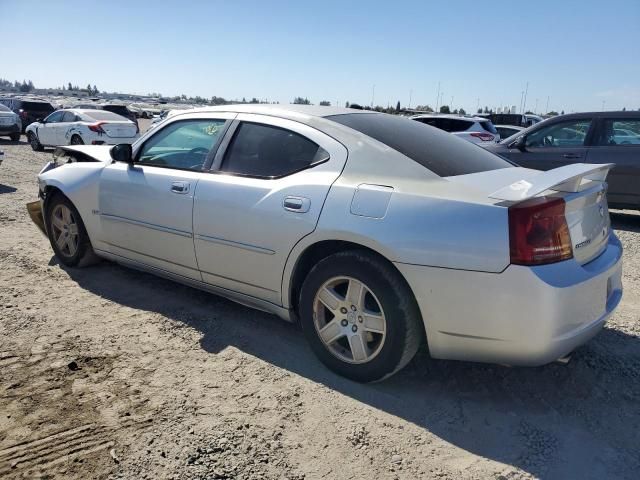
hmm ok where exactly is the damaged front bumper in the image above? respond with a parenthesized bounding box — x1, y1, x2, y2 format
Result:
(27, 200, 47, 236)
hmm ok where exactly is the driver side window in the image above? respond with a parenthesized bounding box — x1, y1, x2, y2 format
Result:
(525, 119, 592, 148)
(44, 111, 65, 123)
(138, 119, 227, 171)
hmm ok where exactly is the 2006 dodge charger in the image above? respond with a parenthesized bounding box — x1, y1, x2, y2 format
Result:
(27, 105, 623, 382)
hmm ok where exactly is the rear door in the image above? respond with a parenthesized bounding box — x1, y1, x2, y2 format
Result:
(192, 114, 348, 305)
(58, 111, 78, 144)
(587, 116, 640, 207)
(506, 118, 594, 171)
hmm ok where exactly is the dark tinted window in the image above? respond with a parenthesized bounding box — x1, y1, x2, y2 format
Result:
(328, 113, 513, 177)
(21, 101, 54, 112)
(413, 117, 473, 133)
(102, 105, 130, 117)
(596, 118, 640, 146)
(221, 122, 329, 178)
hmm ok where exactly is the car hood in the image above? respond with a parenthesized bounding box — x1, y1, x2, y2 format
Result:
(57, 145, 115, 163)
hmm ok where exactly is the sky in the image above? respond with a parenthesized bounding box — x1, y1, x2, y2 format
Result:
(1, 0, 639, 113)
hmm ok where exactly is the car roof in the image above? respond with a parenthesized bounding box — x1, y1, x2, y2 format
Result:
(494, 124, 524, 129)
(411, 114, 487, 122)
(550, 111, 639, 119)
(178, 104, 373, 120)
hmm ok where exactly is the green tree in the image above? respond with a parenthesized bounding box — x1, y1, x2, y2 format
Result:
(477, 108, 483, 113)
(68, 82, 73, 91)
(345, 101, 350, 108)
(440, 105, 451, 114)
(293, 97, 311, 105)
(395, 101, 400, 112)
(547, 111, 558, 116)
(458, 108, 466, 115)
(319, 100, 331, 106)
(93, 84, 99, 94)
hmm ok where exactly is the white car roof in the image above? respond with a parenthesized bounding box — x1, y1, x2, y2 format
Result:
(173, 104, 372, 120)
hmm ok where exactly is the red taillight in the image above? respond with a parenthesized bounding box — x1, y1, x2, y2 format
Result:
(508, 197, 573, 266)
(88, 121, 106, 133)
(470, 132, 495, 141)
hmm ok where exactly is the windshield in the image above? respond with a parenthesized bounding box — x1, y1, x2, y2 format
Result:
(327, 113, 513, 177)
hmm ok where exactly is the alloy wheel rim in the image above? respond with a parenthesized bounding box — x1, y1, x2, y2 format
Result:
(313, 276, 387, 364)
(51, 204, 79, 257)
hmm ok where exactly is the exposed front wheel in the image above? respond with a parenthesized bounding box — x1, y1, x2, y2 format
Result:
(45, 193, 98, 267)
(28, 132, 43, 151)
(299, 250, 423, 382)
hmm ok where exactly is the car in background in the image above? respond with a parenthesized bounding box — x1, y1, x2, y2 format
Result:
(0, 103, 22, 141)
(412, 114, 499, 144)
(28, 105, 622, 382)
(0, 97, 55, 132)
(25, 109, 139, 150)
(479, 113, 543, 128)
(494, 124, 524, 140)
(72, 103, 140, 132)
(483, 111, 640, 209)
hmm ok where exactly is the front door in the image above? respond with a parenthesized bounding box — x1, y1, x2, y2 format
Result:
(38, 111, 64, 145)
(97, 116, 232, 280)
(192, 114, 348, 305)
(506, 118, 593, 171)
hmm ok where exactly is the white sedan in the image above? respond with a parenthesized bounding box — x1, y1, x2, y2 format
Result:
(27, 105, 623, 382)
(25, 109, 139, 151)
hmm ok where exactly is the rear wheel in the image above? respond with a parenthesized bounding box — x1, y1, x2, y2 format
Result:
(70, 135, 84, 145)
(9, 133, 20, 142)
(45, 193, 98, 267)
(299, 250, 423, 382)
(28, 132, 43, 151)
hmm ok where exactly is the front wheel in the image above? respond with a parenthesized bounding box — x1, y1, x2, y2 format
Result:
(45, 193, 98, 267)
(299, 250, 423, 382)
(28, 132, 43, 151)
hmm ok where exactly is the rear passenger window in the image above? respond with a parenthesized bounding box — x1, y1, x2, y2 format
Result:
(596, 119, 640, 146)
(448, 119, 473, 132)
(61, 112, 76, 122)
(221, 122, 329, 178)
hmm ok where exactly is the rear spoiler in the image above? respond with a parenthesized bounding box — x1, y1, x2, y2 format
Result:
(489, 163, 614, 202)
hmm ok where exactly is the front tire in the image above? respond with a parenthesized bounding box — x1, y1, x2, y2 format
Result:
(299, 250, 423, 382)
(28, 132, 43, 151)
(45, 193, 97, 267)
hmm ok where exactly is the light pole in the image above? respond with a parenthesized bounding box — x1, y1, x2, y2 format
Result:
(601, 100, 606, 111)
(371, 85, 375, 109)
(435, 81, 441, 112)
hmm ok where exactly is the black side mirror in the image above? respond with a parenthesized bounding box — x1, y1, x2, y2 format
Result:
(510, 135, 527, 151)
(110, 144, 133, 164)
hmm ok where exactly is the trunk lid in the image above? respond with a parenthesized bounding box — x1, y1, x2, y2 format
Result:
(100, 121, 138, 138)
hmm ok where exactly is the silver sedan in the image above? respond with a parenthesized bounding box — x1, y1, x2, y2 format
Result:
(28, 105, 623, 382)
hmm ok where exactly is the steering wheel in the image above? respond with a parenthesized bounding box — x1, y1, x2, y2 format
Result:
(542, 136, 553, 147)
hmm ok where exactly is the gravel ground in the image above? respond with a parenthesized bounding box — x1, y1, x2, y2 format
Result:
(1, 134, 639, 480)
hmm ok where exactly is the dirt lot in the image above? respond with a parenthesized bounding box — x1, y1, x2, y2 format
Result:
(1, 135, 639, 480)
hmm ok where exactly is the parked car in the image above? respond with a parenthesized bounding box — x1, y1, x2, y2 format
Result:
(27, 105, 622, 382)
(25, 109, 139, 150)
(0, 97, 54, 132)
(411, 114, 500, 144)
(72, 103, 139, 132)
(494, 124, 524, 140)
(479, 113, 543, 128)
(483, 111, 640, 209)
(0, 103, 22, 141)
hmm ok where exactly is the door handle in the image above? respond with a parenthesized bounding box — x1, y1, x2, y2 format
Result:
(283, 196, 310, 213)
(562, 153, 582, 159)
(171, 181, 190, 194)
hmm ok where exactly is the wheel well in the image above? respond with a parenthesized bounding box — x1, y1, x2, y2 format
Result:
(42, 186, 65, 212)
(289, 240, 402, 314)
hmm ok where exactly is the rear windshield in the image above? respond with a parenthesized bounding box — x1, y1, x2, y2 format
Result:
(84, 110, 129, 121)
(21, 101, 54, 112)
(102, 105, 130, 116)
(327, 113, 513, 177)
(480, 121, 498, 134)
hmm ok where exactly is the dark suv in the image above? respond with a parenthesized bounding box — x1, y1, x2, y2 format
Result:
(484, 111, 640, 209)
(0, 98, 55, 132)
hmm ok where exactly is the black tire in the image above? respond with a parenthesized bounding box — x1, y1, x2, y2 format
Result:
(70, 135, 84, 145)
(45, 193, 98, 268)
(299, 250, 423, 382)
(28, 132, 44, 151)
(9, 133, 20, 142)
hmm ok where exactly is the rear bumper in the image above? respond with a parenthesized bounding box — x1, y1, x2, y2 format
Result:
(0, 124, 20, 134)
(395, 234, 623, 366)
